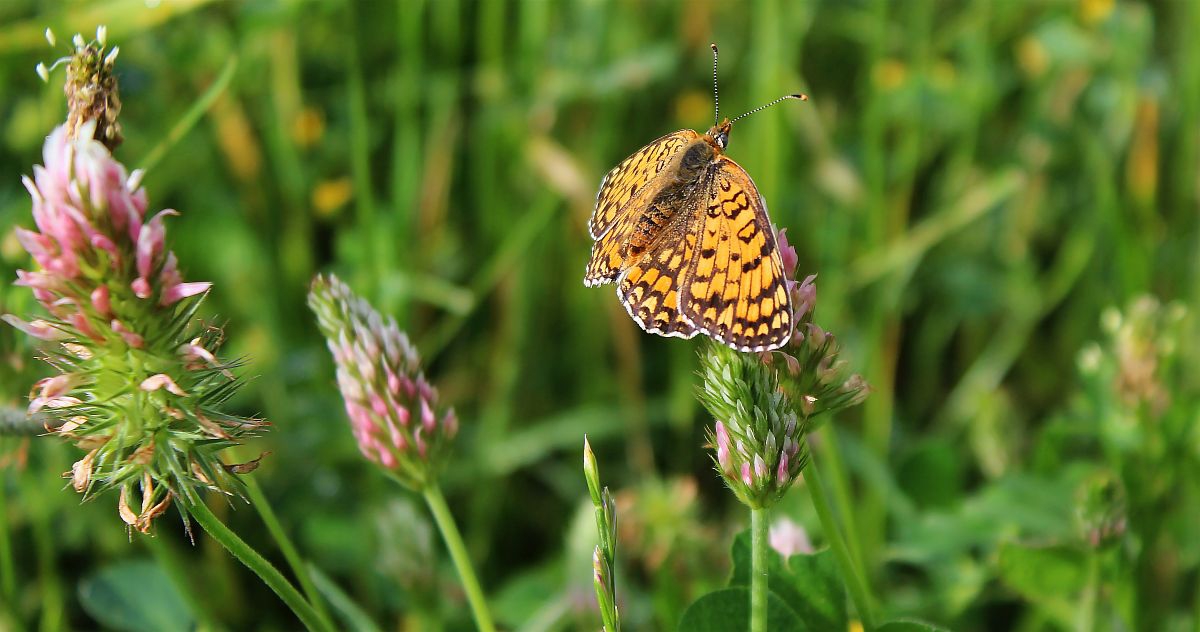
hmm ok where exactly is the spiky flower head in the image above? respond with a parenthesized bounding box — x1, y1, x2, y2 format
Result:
(696, 226, 869, 509)
(6, 117, 262, 532)
(699, 341, 809, 509)
(308, 274, 458, 490)
(765, 228, 869, 421)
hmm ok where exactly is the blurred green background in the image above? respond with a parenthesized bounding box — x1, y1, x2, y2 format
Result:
(1, 0, 1198, 630)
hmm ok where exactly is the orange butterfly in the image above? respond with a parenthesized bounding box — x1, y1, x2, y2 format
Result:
(584, 44, 805, 352)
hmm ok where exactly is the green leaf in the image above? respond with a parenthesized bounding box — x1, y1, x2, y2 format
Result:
(677, 587, 805, 632)
(997, 541, 1088, 627)
(786, 549, 847, 630)
(997, 541, 1088, 599)
(78, 560, 195, 632)
(728, 530, 847, 631)
(878, 619, 953, 631)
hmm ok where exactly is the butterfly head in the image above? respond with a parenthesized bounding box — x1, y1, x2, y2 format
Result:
(705, 119, 732, 152)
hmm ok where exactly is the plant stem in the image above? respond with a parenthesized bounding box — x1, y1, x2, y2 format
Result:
(750, 506, 770, 632)
(186, 498, 332, 632)
(0, 472, 22, 632)
(816, 425, 867, 574)
(242, 475, 335, 629)
(136, 55, 238, 176)
(423, 484, 496, 632)
(804, 455, 877, 631)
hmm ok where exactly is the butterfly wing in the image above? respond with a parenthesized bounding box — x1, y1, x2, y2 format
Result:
(679, 156, 793, 352)
(584, 131, 699, 287)
(614, 202, 701, 340)
(589, 129, 698, 240)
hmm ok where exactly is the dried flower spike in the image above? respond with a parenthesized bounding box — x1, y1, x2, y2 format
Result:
(308, 274, 458, 490)
(33, 26, 123, 148)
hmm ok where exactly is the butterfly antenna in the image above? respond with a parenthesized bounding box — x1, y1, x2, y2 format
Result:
(711, 43, 720, 126)
(730, 93, 808, 123)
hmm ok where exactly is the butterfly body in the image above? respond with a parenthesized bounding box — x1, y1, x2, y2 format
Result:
(584, 118, 794, 352)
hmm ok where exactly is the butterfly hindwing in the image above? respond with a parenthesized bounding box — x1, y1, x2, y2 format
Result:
(679, 157, 793, 352)
(615, 208, 700, 340)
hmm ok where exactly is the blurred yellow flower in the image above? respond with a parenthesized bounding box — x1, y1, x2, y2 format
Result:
(293, 106, 325, 148)
(312, 177, 354, 217)
(1080, 0, 1115, 26)
(873, 59, 907, 91)
(1015, 36, 1049, 78)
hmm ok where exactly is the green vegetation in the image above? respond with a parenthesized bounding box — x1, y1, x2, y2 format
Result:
(0, 0, 1197, 630)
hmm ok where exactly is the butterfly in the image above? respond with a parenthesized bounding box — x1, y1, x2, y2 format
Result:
(583, 44, 806, 353)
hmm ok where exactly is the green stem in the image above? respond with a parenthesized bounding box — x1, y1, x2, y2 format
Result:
(136, 55, 238, 176)
(816, 426, 867, 575)
(1079, 548, 1099, 631)
(422, 484, 496, 632)
(186, 498, 332, 632)
(0, 472, 22, 632)
(242, 476, 335, 629)
(750, 506, 770, 632)
(804, 456, 876, 631)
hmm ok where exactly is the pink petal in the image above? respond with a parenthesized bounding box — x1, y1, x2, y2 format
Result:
(110, 320, 144, 348)
(160, 281, 210, 306)
(91, 286, 111, 317)
(131, 277, 152, 299)
(2, 315, 66, 340)
(135, 209, 177, 281)
(139, 373, 188, 396)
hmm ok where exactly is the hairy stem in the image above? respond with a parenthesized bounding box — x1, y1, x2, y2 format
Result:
(186, 498, 332, 632)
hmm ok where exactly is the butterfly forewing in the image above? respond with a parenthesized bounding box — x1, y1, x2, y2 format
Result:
(679, 157, 793, 352)
(589, 130, 698, 240)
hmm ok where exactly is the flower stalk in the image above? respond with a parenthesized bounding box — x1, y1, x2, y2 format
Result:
(309, 274, 494, 631)
(697, 226, 873, 631)
(183, 498, 333, 632)
(750, 506, 769, 632)
(422, 485, 496, 632)
(584, 437, 620, 631)
(803, 455, 876, 630)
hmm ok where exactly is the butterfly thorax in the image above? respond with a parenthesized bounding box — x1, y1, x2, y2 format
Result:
(624, 137, 718, 258)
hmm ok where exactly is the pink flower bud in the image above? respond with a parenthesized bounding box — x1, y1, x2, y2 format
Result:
(792, 274, 817, 321)
(776, 226, 798, 277)
(110, 319, 143, 348)
(741, 462, 754, 486)
(420, 397, 437, 431)
(776, 452, 790, 484)
(161, 281, 210, 306)
(754, 455, 768, 481)
(91, 286, 111, 317)
(715, 421, 733, 472)
(69, 310, 103, 342)
(131, 277, 152, 299)
(135, 209, 177, 283)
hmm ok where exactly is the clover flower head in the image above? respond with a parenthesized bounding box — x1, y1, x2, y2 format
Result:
(6, 116, 261, 532)
(308, 274, 458, 490)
